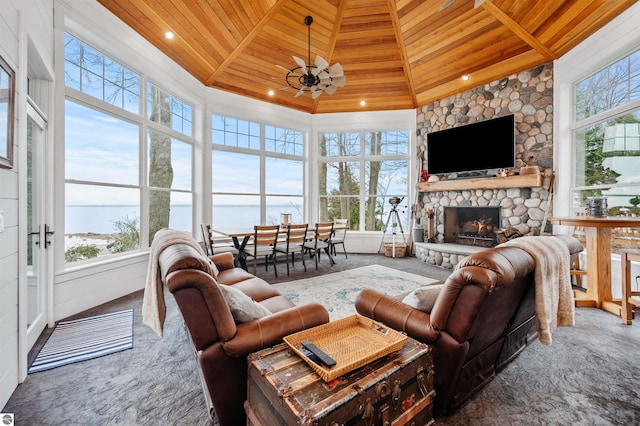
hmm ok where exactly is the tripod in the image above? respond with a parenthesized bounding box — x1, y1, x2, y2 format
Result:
(378, 204, 406, 258)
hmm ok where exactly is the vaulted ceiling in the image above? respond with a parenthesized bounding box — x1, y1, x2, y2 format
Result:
(97, 0, 636, 114)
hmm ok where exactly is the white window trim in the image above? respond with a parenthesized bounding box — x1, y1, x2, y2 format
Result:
(555, 1, 640, 220)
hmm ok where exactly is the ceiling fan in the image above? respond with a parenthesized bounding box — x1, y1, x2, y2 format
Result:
(279, 16, 345, 99)
(439, 0, 486, 11)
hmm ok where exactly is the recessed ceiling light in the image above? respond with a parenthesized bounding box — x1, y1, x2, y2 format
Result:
(268, 90, 275, 96)
(165, 31, 174, 39)
(360, 100, 366, 106)
(462, 74, 469, 81)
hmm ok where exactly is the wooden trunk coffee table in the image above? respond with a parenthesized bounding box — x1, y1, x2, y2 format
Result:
(246, 336, 434, 426)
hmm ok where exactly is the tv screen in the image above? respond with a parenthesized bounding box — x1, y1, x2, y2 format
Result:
(426, 114, 515, 175)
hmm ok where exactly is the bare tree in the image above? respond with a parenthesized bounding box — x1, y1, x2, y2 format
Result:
(148, 86, 173, 241)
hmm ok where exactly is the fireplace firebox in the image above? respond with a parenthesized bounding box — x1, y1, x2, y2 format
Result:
(443, 206, 500, 247)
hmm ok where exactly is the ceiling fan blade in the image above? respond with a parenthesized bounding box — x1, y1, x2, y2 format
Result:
(327, 62, 343, 77)
(311, 87, 323, 99)
(474, 0, 486, 7)
(293, 56, 308, 74)
(439, 0, 455, 11)
(312, 56, 329, 75)
(294, 87, 306, 98)
(324, 85, 338, 95)
(276, 64, 291, 72)
(331, 75, 346, 87)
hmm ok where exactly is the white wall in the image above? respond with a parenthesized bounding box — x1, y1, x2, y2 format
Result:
(0, 0, 54, 409)
(0, 0, 20, 402)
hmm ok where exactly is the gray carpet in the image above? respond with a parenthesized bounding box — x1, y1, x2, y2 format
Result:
(4, 253, 640, 425)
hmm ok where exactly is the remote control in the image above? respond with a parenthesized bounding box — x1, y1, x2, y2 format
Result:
(298, 347, 324, 366)
(300, 340, 337, 367)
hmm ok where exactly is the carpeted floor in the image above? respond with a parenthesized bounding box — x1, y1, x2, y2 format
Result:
(4, 253, 640, 425)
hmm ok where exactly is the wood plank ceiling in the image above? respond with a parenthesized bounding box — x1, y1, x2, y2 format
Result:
(97, 0, 637, 114)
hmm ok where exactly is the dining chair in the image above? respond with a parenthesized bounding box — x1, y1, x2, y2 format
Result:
(302, 222, 335, 270)
(200, 224, 239, 257)
(245, 225, 280, 277)
(275, 223, 308, 275)
(330, 218, 348, 258)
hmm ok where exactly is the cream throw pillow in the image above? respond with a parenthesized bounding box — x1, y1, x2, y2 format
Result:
(218, 283, 271, 323)
(402, 284, 444, 313)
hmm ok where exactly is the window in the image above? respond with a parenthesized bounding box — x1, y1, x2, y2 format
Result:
(211, 114, 304, 233)
(318, 131, 409, 231)
(573, 47, 640, 250)
(64, 33, 194, 264)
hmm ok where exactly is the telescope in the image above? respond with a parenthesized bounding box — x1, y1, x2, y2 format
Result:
(389, 196, 404, 207)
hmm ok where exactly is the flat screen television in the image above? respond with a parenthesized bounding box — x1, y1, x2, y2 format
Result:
(426, 114, 515, 175)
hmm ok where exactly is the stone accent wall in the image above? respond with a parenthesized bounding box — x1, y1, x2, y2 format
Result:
(415, 62, 554, 242)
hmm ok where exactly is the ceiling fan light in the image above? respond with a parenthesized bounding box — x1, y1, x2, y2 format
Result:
(284, 16, 345, 98)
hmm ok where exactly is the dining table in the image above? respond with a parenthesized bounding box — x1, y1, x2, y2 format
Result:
(550, 215, 640, 319)
(228, 224, 342, 271)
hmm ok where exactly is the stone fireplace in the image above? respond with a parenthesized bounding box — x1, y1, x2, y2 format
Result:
(412, 62, 555, 269)
(444, 206, 500, 247)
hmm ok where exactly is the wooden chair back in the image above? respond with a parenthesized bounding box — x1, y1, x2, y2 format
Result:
(201, 223, 214, 255)
(286, 223, 308, 245)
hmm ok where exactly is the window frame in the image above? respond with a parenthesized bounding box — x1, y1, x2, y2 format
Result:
(63, 32, 197, 266)
(571, 46, 640, 214)
(211, 113, 306, 232)
(317, 129, 410, 232)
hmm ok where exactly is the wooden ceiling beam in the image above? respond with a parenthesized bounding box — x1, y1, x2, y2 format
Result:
(480, 0, 558, 61)
(311, 0, 347, 113)
(205, 0, 290, 86)
(387, 0, 417, 108)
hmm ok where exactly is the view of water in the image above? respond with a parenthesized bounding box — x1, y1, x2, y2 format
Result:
(65, 205, 303, 234)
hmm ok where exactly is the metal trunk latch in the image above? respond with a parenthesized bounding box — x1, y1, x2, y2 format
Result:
(417, 366, 428, 397)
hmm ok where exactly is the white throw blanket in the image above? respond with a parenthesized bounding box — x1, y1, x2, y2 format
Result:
(142, 229, 207, 337)
(500, 236, 574, 345)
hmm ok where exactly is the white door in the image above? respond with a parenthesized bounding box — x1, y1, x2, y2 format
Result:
(25, 101, 52, 351)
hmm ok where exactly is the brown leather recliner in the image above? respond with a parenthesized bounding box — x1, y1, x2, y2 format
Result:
(158, 244, 329, 426)
(355, 235, 583, 416)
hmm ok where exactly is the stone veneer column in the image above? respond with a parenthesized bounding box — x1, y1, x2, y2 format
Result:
(415, 62, 555, 243)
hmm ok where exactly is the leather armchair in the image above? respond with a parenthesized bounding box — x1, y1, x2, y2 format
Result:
(159, 245, 329, 426)
(356, 235, 583, 416)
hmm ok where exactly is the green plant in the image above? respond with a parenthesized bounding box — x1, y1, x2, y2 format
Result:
(107, 215, 140, 253)
(630, 196, 640, 207)
(65, 244, 100, 262)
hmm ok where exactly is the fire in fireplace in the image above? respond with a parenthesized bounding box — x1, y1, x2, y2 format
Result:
(443, 206, 501, 247)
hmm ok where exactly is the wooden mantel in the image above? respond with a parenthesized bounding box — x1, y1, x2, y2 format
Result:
(416, 173, 542, 192)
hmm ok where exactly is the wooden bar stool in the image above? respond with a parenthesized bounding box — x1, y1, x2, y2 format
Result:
(620, 250, 640, 325)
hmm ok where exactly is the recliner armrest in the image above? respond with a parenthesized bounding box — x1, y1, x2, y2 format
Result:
(209, 252, 235, 271)
(355, 288, 440, 344)
(221, 302, 330, 357)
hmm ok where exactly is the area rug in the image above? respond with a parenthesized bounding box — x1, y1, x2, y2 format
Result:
(28, 308, 134, 374)
(273, 264, 439, 320)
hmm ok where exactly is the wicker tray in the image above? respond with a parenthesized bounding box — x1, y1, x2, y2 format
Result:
(283, 314, 408, 382)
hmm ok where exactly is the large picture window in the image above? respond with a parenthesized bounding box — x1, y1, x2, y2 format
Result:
(318, 131, 409, 231)
(211, 114, 305, 233)
(64, 33, 194, 264)
(573, 47, 640, 250)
